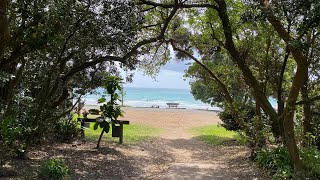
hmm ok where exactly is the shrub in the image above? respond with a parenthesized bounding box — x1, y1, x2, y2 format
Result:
(53, 116, 80, 143)
(0, 115, 28, 161)
(218, 105, 256, 131)
(38, 158, 69, 180)
(301, 147, 320, 179)
(255, 146, 293, 179)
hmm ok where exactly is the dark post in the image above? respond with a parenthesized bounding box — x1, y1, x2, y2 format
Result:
(119, 122, 123, 144)
(80, 120, 85, 138)
(81, 112, 88, 139)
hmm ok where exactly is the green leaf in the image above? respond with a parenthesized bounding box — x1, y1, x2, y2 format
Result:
(93, 123, 99, 130)
(98, 97, 106, 103)
(103, 124, 110, 133)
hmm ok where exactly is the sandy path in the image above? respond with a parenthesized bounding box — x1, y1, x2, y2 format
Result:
(119, 108, 268, 179)
(8, 107, 269, 179)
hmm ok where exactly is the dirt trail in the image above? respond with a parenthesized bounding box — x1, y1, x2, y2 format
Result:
(118, 108, 269, 179)
(7, 108, 269, 179)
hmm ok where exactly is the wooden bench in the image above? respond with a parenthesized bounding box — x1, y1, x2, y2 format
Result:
(78, 117, 129, 144)
(166, 102, 179, 108)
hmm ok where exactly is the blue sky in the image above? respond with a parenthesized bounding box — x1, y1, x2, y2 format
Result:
(122, 60, 192, 90)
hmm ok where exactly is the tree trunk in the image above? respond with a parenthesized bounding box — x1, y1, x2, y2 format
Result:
(4, 59, 27, 115)
(301, 69, 312, 146)
(216, 0, 305, 173)
(0, 0, 8, 61)
(282, 64, 308, 175)
(277, 48, 290, 141)
(252, 102, 266, 158)
(96, 130, 104, 148)
(172, 45, 247, 130)
(215, 0, 280, 138)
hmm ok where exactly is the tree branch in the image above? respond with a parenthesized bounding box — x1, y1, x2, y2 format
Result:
(138, 0, 218, 9)
(296, 95, 320, 105)
(170, 41, 232, 103)
(259, 0, 308, 66)
(124, 1, 179, 59)
(61, 55, 125, 82)
(209, 22, 227, 49)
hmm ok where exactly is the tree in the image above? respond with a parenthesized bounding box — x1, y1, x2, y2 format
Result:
(0, 0, 144, 157)
(94, 75, 124, 148)
(137, 0, 320, 176)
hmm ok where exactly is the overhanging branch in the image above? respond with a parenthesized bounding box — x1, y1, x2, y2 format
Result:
(138, 0, 218, 9)
(296, 95, 320, 105)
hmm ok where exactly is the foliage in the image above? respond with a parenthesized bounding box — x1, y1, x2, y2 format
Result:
(1, 0, 143, 153)
(256, 146, 320, 179)
(255, 147, 293, 179)
(53, 116, 80, 143)
(218, 105, 256, 131)
(189, 125, 240, 145)
(94, 75, 124, 148)
(94, 76, 124, 132)
(0, 114, 32, 160)
(137, 0, 320, 174)
(300, 147, 320, 179)
(311, 103, 320, 148)
(1, 0, 320, 177)
(38, 158, 69, 180)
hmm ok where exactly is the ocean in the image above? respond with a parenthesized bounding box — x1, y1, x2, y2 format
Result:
(83, 87, 221, 111)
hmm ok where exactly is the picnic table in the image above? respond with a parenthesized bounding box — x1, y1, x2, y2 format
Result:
(166, 102, 179, 108)
(78, 117, 129, 144)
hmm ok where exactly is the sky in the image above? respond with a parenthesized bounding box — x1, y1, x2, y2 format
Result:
(122, 59, 192, 90)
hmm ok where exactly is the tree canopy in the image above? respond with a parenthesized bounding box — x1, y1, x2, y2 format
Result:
(1, 0, 320, 179)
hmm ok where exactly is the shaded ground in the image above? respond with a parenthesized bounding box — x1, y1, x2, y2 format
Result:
(3, 108, 269, 179)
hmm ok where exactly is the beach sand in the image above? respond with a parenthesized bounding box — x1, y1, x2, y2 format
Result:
(121, 107, 221, 129)
(83, 106, 221, 129)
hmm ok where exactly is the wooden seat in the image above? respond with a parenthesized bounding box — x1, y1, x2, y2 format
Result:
(166, 102, 179, 108)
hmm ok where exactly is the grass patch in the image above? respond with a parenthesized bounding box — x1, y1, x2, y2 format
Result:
(72, 113, 161, 144)
(189, 125, 240, 145)
(82, 122, 161, 144)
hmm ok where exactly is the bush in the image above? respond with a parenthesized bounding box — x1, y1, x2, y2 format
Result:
(218, 105, 256, 131)
(54, 116, 80, 143)
(255, 146, 293, 179)
(301, 147, 320, 179)
(0, 115, 28, 161)
(38, 158, 69, 180)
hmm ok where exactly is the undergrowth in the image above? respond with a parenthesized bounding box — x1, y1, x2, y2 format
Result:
(256, 146, 320, 179)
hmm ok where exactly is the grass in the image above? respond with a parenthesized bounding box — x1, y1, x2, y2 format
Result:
(73, 112, 161, 144)
(84, 123, 161, 144)
(189, 125, 241, 145)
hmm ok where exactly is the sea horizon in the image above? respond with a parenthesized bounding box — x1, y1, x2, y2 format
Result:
(81, 87, 222, 111)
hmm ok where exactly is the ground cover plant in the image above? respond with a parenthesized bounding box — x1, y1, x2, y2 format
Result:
(38, 158, 70, 180)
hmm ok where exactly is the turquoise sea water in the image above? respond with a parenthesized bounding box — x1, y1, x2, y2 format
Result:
(83, 87, 221, 111)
